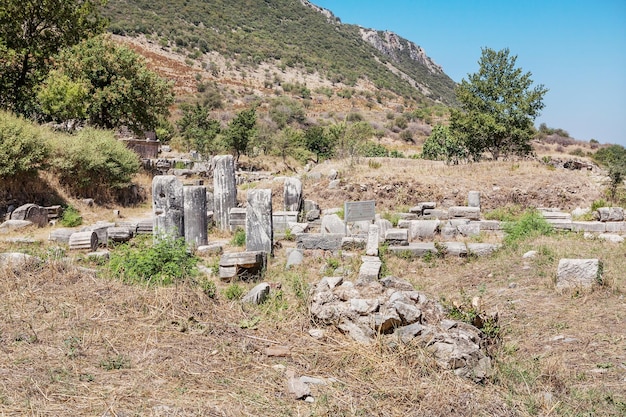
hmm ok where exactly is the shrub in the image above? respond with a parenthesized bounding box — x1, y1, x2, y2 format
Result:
(108, 236, 198, 286)
(60, 205, 82, 227)
(224, 283, 244, 300)
(0, 111, 49, 178)
(502, 209, 553, 247)
(361, 141, 389, 157)
(48, 128, 140, 197)
(230, 228, 246, 246)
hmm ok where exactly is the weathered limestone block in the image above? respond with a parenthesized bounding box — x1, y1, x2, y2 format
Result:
(219, 251, 267, 281)
(556, 259, 603, 291)
(458, 223, 481, 237)
(389, 242, 436, 257)
(286, 249, 304, 269)
(0, 220, 33, 233)
(385, 228, 409, 245)
(273, 211, 299, 233)
(441, 242, 468, 257)
(107, 227, 134, 243)
(595, 207, 625, 222)
(540, 210, 572, 220)
(357, 256, 382, 283)
(136, 218, 154, 234)
(597, 233, 624, 243)
(448, 206, 481, 220)
(605, 222, 626, 233)
(297, 233, 343, 250)
(213, 155, 237, 231)
(545, 219, 573, 230)
(10, 204, 48, 227)
(375, 219, 392, 242)
(321, 214, 346, 235)
(467, 191, 481, 208)
(184, 186, 208, 247)
(69, 231, 98, 251)
(0, 252, 42, 268)
(228, 208, 247, 232)
(341, 237, 366, 250)
(422, 209, 448, 220)
(246, 189, 273, 255)
(48, 228, 76, 244)
(242, 283, 271, 304)
(466, 243, 500, 256)
(366, 224, 379, 256)
(81, 221, 115, 246)
(408, 220, 440, 241)
(571, 221, 606, 233)
(284, 177, 303, 212)
(478, 220, 501, 231)
(152, 175, 184, 238)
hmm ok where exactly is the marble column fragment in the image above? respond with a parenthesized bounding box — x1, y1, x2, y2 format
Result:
(184, 185, 208, 247)
(152, 175, 184, 239)
(213, 155, 237, 231)
(246, 189, 273, 255)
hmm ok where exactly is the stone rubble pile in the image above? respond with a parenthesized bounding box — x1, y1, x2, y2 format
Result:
(309, 275, 492, 382)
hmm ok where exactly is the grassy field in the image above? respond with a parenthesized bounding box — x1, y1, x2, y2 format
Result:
(0, 158, 624, 416)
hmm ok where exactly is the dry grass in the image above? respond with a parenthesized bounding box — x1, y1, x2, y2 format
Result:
(1, 157, 624, 416)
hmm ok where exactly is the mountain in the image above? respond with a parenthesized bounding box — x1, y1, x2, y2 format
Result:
(101, 0, 456, 105)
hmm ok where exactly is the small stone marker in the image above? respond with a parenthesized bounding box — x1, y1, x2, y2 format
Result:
(242, 283, 271, 304)
(10, 204, 48, 227)
(448, 206, 480, 220)
(365, 225, 379, 256)
(467, 191, 481, 208)
(219, 251, 267, 281)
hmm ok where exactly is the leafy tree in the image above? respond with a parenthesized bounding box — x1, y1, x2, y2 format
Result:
(450, 48, 548, 160)
(176, 103, 221, 158)
(273, 127, 303, 162)
(268, 97, 305, 129)
(224, 108, 257, 161)
(344, 121, 374, 161)
(593, 145, 626, 202)
(422, 124, 467, 164)
(37, 35, 174, 135)
(303, 125, 334, 162)
(0, 0, 106, 114)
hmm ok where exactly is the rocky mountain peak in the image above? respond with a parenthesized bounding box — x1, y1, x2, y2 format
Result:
(360, 28, 444, 75)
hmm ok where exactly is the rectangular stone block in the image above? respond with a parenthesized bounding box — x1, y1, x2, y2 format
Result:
(477, 220, 501, 231)
(605, 222, 626, 233)
(448, 206, 481, 220)
(219, 251, 266, 280)
(389, 243, 436, 257)
(441, 242, 467, 257)
(545, 219, 573, 230)
(297, 233, 343, 250)
(246, 189, 273, 255)
(366, 225, 379, 256)
(556, 259, 602, 291)
(571, 222, 606, 233)
(358, 256, 382, 283)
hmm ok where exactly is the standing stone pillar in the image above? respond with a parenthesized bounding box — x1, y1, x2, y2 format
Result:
(246, 189, 273, 255)
(213, 155, 237, 231)
(184, 185, 208, 247)
(152, 175, 184, 239)
(468, 191, 481, 208)
(284, 177, 303, 212)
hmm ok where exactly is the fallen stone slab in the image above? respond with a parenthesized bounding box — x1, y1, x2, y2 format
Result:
(556, 259, 603, 292)
(466, 243, 500, 257)
(448, 206, 480, 220)
(218, 251, 267, 281)
(0, 219, 34, 233)
(597, 233, 625, 243)
(48, 228, 77, 244)
(388, 243, 437, 257)
(242, 283, 271, 304)
(286, 249, 304, 269)
(196, 242, 225, 255)
(107, 226, 134, 243)
(605, 222, 626, 233)
(477, 220, 501, 231)
(441, 242, 468, 257)
(540, 211, 572, 220)
(136, 218, 154, 234)
(341, 237, 366, 250)
(297, 233, 343, 251)
(81, 222, 115, 246)
(321, 214, 346, 235)
(458, 223, 481, 238)
(0, 252, 42, 268)
(385, 228, 409, 245)
(422, 209, 448, 220)
(365, 225, 379, 256)
(571, 222, 606, 233)
(545, 218, 573, 230)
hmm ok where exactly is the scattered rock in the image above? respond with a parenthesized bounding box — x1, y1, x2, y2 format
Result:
(242, 283, 271, 304)
(556, 259, 603, 292)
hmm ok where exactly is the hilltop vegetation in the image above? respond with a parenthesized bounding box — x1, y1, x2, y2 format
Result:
(102, 0, 456, 104)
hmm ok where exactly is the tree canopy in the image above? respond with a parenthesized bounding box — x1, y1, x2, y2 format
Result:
(224, 108, 257, 161)
(37, 35, 174, 134)
(0, 0, 106, 114)
(450, 47, 548, 160)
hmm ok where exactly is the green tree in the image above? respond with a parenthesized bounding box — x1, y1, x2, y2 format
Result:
(422, 124, 467, 164)
(0, 0, 106, 114)
(450, 48, 548, 160)
(273, 127, 303, 162)
(593, 144, 626, 202)
(37, 35, 174, 135)
(176, 103, 221, 158)
(224, 108, 257, 161)
(0, 111, 49, 177)
(303, 125, 334, 162)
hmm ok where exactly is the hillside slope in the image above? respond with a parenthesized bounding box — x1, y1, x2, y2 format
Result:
(101, 0, 456, 104)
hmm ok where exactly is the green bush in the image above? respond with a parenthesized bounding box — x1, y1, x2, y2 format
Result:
(60, 205, 83, 227)
(48, 128, 140, 196)
(502, 209, 553, 247)
(231, 228, 246, 246)
(0, 111, 49, 177)
(224, 283, 244, 300)
(361, 141, 389, 157)
(108, 236, 198, 286)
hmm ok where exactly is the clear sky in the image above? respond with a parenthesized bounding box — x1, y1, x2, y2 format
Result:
(312, 0, 626, 147)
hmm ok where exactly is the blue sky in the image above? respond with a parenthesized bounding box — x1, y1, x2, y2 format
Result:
(312, 0, 626, 147)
